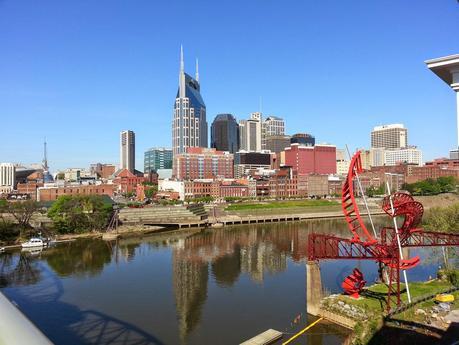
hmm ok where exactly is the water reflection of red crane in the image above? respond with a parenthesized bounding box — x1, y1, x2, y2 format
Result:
(308, 150, 459, 312)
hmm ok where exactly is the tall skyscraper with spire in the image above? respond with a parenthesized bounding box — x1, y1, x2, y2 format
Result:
(172, 46, 207, 158)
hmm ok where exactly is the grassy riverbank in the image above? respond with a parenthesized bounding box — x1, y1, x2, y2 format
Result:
(225, 199, 339, 211)
(223, 199, 344, 217)
(322, 277, 459, 344)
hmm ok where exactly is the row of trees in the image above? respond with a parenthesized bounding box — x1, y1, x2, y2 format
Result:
(402, 176, 457, 196)
(0, 195, 113, 243)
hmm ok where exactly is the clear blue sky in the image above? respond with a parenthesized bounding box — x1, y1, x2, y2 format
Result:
(1, 0, 458, 171)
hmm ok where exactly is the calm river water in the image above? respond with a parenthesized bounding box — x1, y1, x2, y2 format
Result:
(0, 218, 445, 345)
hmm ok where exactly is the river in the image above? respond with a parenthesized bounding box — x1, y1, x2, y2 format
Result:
(0, 218, 445, 345)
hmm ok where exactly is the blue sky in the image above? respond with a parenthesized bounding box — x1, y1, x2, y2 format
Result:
(0, 0, 458, 171)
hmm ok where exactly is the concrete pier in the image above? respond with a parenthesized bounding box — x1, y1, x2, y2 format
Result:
(306, 260, 323, 316)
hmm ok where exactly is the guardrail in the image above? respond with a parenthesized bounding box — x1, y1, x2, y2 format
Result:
(388, 286, 459, 316)
(0, 292, 53, 345)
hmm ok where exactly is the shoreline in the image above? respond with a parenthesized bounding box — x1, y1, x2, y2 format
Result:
(1, 210, 386, 249)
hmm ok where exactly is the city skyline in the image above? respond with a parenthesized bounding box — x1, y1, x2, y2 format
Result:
(1, 1, 458, 169)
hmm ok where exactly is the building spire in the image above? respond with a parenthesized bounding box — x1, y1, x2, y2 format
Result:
(195, 58, 199, 82)
(43, 137, 49, 171)
(180, 44, 184, 74)
(179, 45, 185, 98)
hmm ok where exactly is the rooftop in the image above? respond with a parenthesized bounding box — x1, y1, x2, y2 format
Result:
(425, 53, 459, 86)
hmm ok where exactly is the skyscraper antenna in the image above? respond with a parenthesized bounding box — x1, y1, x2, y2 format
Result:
(195, 58, 199, 82)
(180, 44, 184, 73)
(43, 137, 49, 171)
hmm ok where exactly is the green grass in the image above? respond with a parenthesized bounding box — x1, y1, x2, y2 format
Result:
(333, 280, 454, 315)
(396, 289, 459, 323)
(225, 199, 339, 211)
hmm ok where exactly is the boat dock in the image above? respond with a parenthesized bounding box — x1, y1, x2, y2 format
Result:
(240, 329, 283, 345)
(0, 239, 76, 251)
(211, 210, 385, 227)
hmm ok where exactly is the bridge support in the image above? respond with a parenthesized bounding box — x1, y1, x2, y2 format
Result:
(306, 261, 323, 316)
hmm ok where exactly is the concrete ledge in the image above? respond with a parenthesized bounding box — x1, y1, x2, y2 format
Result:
(319, 309, 357, 329)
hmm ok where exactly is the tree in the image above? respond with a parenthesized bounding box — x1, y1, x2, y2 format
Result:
(2, 200, 41, 230)
(144, 185, 158, 199)
(48, 195, 113, 234)
(402, 176, 458, 196)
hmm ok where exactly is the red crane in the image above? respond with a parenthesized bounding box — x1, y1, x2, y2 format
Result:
(308, 150, 459, 312)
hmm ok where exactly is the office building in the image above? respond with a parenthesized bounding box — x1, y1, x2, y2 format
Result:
(239, 113, 262, 152)
(0, 163, 15, 193)
(336, 149, 350, 175)
(144, 148, 173, 173)
(384, 147, 423, 166)
(283, 144, 336, 175)
(174, 147, 234, 180)
(291, 133, 315, 147)
(264, 116, 285, 137)
(359, 149, 372, 170)
(120, 130, 135, 173)
(234, 151, 272, 178)
(265, 135, 291, 154)
(371, 124, 407, 149)
(64, 168, 82, 182)
(211, 114, 239, 153)
(172, 47, 207, 157)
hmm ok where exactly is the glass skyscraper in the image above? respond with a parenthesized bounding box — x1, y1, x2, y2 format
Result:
(211, 114, 239, 153)
(144, 147, 173, 173)
(172, 46, 207, 157)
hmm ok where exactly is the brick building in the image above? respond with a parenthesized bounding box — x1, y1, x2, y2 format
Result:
(112, 169, 145, 194)
(90, 163, 116, 179)
(16, 182, 43, 200)
(38, 184, 115, 202)
(425, 158, 459, 170)
(283, 144, 336, 175)
(183, 179, 249, 199)
(405, 166, 459, 184)
(174, 147, 234, 180)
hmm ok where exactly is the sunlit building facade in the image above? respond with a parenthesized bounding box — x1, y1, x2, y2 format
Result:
(172, 47, 207, 157)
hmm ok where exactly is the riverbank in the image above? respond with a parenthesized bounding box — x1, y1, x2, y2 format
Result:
(318, 278, 459, 344)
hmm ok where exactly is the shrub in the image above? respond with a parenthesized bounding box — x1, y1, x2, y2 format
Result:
(446, 269, 459, 286)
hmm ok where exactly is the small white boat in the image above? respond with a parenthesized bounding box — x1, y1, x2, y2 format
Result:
(21, 238, 45, 248)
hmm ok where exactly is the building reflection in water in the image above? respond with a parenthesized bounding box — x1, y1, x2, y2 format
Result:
(169, 218, 388, 342)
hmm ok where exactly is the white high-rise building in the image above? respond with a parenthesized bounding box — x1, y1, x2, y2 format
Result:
(120, 130, 135, 173)
(0, 163, 15, 193)
(264, 116, 285, 137)
(384, 148, 423, 166)
(239, 113, 262, 152)
(371, 124, 407, 149)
